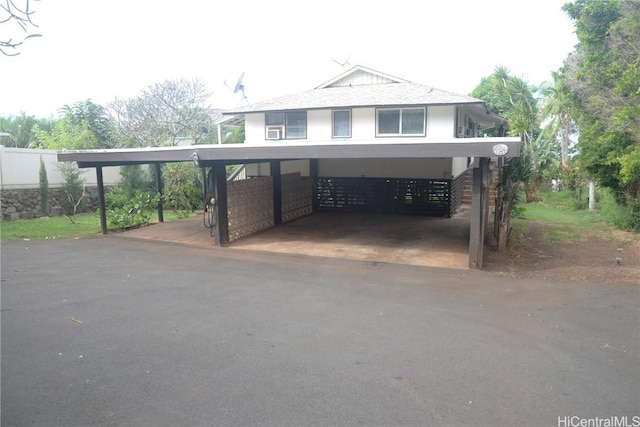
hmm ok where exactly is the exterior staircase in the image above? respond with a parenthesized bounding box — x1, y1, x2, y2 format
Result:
(462, 168, 473, 205)
(461, 164, 498, 207)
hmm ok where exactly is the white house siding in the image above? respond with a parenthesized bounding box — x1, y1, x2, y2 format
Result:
(308, 110, 329, 140)
(318, 158, 452, 179)
(426, 106, 455, 138)
(244, 113, 264, 144)
(244, 163, 268, 176)
(351, 108, 375, 139)
(283, 160, 310, 175)
(240, 105, 473, 179)
(451, 157, 470, 178)
(245, 160, 310, 177)
(243, 106, 463, 143)
(329, 70, 396, 87)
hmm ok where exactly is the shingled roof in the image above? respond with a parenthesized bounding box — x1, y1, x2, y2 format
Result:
(221, 65, 505, 128)
(223, 82, 487, 114)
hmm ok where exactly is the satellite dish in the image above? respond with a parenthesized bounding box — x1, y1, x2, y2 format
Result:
(231, 72, 248, 105)
(233, 72, 245, 94)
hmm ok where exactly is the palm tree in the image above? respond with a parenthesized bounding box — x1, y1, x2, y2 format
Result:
(474, 66, 549, 250)
(540, 70, 575, 166)
(490, 66, 541, 203)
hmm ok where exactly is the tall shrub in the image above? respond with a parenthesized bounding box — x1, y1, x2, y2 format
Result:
(39, 156, 48, 215)
(120, 165, 154, 197)
(103, 188, 159, 230)
(162, 163, 202, 218)
(54, 162, 86, 224)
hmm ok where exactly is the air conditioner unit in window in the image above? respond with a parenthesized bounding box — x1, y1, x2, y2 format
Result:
(266, 126, 284, 140)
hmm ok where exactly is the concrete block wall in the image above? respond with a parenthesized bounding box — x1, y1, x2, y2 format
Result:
(228, 176, 274, 242)
(281, 173, 312, 223)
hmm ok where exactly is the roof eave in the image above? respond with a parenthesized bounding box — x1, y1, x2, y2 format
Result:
(222, 100, 496, 116)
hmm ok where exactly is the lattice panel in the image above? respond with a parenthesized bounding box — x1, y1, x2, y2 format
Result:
(228, 177, 274, 242)
(316, 177, 452, 217)
(450, 173, 465, 216)
(281, 173, 313, 223)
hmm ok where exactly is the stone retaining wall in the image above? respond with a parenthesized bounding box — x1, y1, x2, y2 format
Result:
(1, 187, 108, 220)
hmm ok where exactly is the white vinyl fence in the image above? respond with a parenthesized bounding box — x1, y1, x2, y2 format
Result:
(0, 146, 121, 190)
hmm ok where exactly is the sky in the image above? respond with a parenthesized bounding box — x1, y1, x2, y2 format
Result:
(0, 0, 578, 118)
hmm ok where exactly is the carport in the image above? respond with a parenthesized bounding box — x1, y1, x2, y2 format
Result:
(58, 137, 520, 269)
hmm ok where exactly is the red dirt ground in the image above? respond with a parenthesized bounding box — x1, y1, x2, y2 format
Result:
(483, 221, 640, 285)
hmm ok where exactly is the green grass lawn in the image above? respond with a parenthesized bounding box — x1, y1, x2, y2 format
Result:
(0, 214, 102, 241)
(513, 191, 609, 242)
(1, 211, 197, 241)
(1, 192, 627, 245)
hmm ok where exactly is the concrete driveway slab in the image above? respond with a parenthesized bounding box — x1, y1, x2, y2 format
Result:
(114, 212, 471, 269)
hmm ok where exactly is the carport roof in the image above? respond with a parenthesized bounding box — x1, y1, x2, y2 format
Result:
(58, 137, 521, 168)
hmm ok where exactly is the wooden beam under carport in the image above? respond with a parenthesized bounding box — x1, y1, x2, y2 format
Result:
(212, 161, 230, 246)
(95, 166, 108, 234)
(270, 160, 282, 225)
(468, 157, 490, 269)
(154, 163, 164, 223)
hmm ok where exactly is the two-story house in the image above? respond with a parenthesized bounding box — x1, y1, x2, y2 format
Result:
(58, 65, 520, 268)
(223, 65, 511, 218)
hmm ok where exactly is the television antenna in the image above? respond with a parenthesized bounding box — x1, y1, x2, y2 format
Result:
(332, 53, 351, 68)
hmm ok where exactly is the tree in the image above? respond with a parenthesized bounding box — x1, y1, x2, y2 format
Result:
(60, 100, 115, 148)
(562, 0, 640, 206)
(539, 70, 576, 166)
(472, 67, 545, 198)
(39, 155, 47, 214)
(162, 163, 202, 218)
(472, 66, 561, 249)
(221, 125, 245, 144)
(109, 78, 217, 147)
(32, 116, 101, 150)
(0, 0, 41, 56)
(30, 100, 114, 150)
(0, 114, 52, 147)
(54, 162, 86, 224)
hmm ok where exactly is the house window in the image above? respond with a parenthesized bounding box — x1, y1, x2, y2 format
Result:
(376, 107, 425, 136)
(265, 112, 307, 139)
(332, 110, 351, 138)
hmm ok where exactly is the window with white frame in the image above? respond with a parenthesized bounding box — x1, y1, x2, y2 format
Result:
(265, 111, 307, 139)
(376, 107, 425, 136)
(332, 109, 351, 138)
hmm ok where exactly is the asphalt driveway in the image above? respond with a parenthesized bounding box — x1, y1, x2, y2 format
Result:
(1, 238, 639, 426)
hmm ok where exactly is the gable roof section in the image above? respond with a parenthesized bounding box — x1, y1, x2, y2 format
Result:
(315, 65, 409, 88)
(222, 65, 505, 127)
(224, 83, 487, 114)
